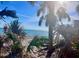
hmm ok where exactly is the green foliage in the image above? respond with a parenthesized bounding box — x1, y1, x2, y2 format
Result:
(38, 16, 44, 26)
(37, 2, 47, 26)
(9, 20, 26, 36)
(6, 32, 17, 42)
(0, 40, 3, 47)
(27, 36, 48, 52)
(11, 41, 20, 50)
(0, 7, 18, 20)
(74, 43, 79, 49)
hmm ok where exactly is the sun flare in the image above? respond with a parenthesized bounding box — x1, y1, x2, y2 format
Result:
(58, 1, 64, 5)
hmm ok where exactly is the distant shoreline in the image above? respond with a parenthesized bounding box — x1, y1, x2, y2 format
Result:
(0, 28, 48, 32)
(0, 28, 48, 37)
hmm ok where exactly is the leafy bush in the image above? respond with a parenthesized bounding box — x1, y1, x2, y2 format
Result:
(11, 41, 20, 50)
(6, 32, 17, 42)
(0, 40, 3, 47)
(27, 36, 48, 52)
(3, 20, 25, 57)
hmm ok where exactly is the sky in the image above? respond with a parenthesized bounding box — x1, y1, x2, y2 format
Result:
(0, 1, 79, 31)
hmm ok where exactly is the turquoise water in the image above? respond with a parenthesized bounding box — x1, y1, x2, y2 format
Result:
(0, 28, 48, 37)
(25, 30, 48, 37)
(0, 28, 4, 34)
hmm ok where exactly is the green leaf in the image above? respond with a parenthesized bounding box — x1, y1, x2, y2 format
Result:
(8, 20, 26, 36)
(38, 16, 44, 26)
(45, 15, 48, 26)
(37, 8, 41, 16)
(11, 41, 20, 51)
(6, 32, 17, 42)
(66, 14, 71, 21)
(27, 36, 48, 52)
(37, 2, 45, 16)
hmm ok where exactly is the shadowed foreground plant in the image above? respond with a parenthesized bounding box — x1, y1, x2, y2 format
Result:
(0, 39, 3, 48)
(0, 7, 18, 24)
(56, 7, 70, 23)
(27, 36, 48, 52)
(0, 7, 18, 19)
(3, 20, 26, 57)
(9, 20, 26, 37)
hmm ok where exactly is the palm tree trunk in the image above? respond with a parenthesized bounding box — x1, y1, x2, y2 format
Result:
(46, 25, 55, 58)
(49, 25, 53, 47)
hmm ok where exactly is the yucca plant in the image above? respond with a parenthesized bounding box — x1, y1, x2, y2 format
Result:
(5, 32, 17, 42)
(4, 20, 26, 57)
(12, 42, 21, 53)
(9, 20, 26, 37)
(0, 39, 3, 48)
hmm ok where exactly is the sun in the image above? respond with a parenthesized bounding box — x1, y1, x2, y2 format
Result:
(58, 1, 64, 5)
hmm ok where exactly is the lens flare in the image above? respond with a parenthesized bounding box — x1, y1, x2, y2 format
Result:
(59, 1, 64, 5)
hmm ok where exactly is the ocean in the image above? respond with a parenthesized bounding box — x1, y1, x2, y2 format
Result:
(0, 28, 48, 37)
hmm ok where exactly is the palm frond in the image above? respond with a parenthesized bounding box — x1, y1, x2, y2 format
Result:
(66, 14, 71, 21)
(0, 39, 3, 47)
(45, 20, 48, 26)
(37, 2, 46, 16)
(56, 7, 71, 22)
(45, 15, 48, 26)
(0, 7, 18, 18)
(6, 10, 18, 18)
(28, 1, 35, 5)
(6, 32, 17, 42)
(9, 20, 26, 36)
(76, 4, 79, 14)
(38, 16, 44, 26)
(37, 8, 42, 16)
(0, 1, 3, 4)
(27, 36, 48, 52)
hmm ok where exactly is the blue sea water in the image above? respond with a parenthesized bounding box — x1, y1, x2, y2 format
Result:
(25, 30, 48, 37)
(0, 28, 48, 37)
(0, 28, 4, 34)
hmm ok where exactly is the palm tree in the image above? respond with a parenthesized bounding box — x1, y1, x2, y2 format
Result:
(56, 6, 71, 42)
(29, 1, 58, 57)
(28, 1, 71, 57)
(56, 6, 73, 57)
(56, 7, 71, 25)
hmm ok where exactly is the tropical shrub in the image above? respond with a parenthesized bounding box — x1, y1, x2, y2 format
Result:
(27, 36, 48, 52)
(0, 39, 3, 48)
(8, 20, 26, 37)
